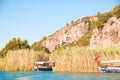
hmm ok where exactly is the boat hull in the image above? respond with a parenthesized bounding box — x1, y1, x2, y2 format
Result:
(100, 67, 120, 73)
(34, 67, 52, 71)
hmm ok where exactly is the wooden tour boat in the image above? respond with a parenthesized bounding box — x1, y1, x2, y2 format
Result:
(99, 60, 120, 73)
(94, 57, 120, 73)
(34, 61, 55, 71)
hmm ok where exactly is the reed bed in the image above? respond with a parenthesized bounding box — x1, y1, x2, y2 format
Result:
(0, 58, 6, 71)
(0, 49, 38, 71)
(50, 46, 120, 73)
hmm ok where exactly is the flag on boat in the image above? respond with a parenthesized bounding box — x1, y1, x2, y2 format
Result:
(94, 56, 101, 62)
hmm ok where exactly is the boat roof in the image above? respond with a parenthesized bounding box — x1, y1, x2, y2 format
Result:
(35, 61, 55, 64)
(101, 60, 120, 63)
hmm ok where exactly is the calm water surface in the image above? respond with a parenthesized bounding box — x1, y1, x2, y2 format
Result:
(0, 71, 120, 80)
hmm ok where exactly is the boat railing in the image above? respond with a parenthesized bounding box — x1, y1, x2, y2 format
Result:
(99, 60, 120, 68)
(35, 61, 55, 67)
(101, 60, 120, 63)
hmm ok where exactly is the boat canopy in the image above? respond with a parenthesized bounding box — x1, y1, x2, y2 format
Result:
(101, 60, 120, 63)
(35, 61, 55, 64)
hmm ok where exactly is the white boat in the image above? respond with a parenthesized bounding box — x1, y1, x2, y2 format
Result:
(34, 61, 55, 71)
(99, 60, 120, 73)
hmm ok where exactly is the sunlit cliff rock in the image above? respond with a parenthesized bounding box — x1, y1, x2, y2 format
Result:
(90, 17, 120, 48)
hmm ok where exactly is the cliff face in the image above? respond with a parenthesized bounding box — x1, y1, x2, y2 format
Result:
(42, 16, 120, 52)
(90, 17, 120, 48)
(43, 21, 89, 52)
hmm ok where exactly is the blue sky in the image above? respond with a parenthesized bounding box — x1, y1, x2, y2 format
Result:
(0, 0, 120, 50)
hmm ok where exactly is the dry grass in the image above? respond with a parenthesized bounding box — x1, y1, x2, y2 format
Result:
(0, 58, 6, 71)
(0, 47, 120, 72)
(0, 49, 38, 71)
(50, 46, 120, 73)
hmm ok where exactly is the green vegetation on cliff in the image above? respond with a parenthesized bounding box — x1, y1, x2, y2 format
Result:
(112, 4, 120, 18)
(31, 36, 50, 53)
(31, 36, 50, 61)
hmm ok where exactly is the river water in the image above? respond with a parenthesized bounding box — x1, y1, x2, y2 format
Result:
(0, 71, 120, 80)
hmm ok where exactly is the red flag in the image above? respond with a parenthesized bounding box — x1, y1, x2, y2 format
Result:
(94, 56, 101, 62)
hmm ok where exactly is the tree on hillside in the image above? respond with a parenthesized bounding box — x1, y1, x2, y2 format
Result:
(0, 38, 30, 57)
(31, 36, 50, 53)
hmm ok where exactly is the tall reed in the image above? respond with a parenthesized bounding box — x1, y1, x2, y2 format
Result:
(0, 58, 6, 71)
(0, 49, 38, 71)
(50, 46, 120, 73)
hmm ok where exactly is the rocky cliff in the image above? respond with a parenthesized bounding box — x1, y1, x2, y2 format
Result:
(90, 17, 120, 48)
(43, 17, 97, 52)
(43, 16, 120, 52)
(41, 4, 120, 52)
(43, 23, 89, 52)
